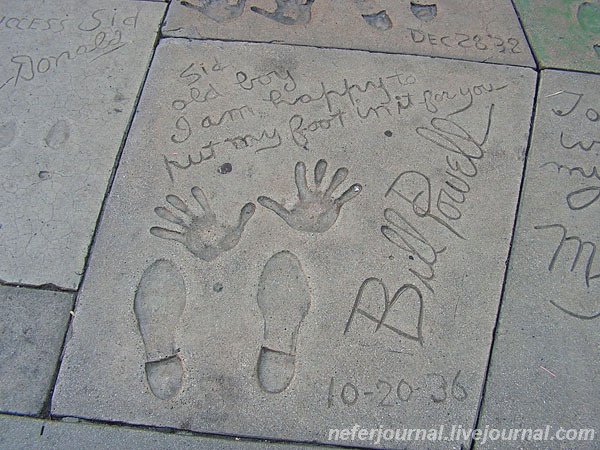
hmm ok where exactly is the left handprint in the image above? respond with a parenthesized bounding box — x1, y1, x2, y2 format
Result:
(181, 0, 246, 23)
(150, 186, 256, 261)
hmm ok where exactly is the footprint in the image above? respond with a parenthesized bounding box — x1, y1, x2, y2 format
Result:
(251, 0, 315, 26)
(44, 120, 70, 150)
(134, 259, 186, 400)
(362, 10, 393, 31)
(577, 2, 600, 34)
(410, 2, 437, 22)
(181, 0, 246, 23)
(256, 251, 310, 393)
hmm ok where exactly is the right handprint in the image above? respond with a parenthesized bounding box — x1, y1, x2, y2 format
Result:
(258, 159, 362, 233)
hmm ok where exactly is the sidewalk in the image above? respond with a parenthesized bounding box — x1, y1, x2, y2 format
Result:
(0, 1, 598, 449)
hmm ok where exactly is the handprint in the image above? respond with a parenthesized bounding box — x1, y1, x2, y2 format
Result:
(181, 0, 246, 23)
(251, 0, 314, 26)
(258, 159, 362, 233)
(150, 186, 255, 261)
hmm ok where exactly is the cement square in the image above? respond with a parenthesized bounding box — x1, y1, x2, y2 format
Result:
(513, 0, 600, 73)
(0, 286, 73, 416)
(163, 0, 534, 67)
(0, 0, 166, 289)
(0, 414, 326, 449)
(478, 70, 599, 449)
(52, 39, 536, 448)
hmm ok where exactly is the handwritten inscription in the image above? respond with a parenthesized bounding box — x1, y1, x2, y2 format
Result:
(419, 83, 507, 114)
(289, 111, 345, 150)
(408, 29, 522, 54)
(327, 372, 468, 408)
(534, 224, 599, 320)
(540, 89, 600, 209)
(263, 71, 505, 123)
(236, 69, 297, 92)
(165, 128, 284, 181)
(265, 76, 394, 120)
(560, 132, 600, 152)
(0, 16, 69, 33)
(165, 57, 510, 184)
(381, 207, 445, 293)
(179, 60, 230, 86)
(5, 30, 125, 88)
(566, 186, 600, 211)
(548, 90, 599, 152)
(170, 106, 255, 145)
(534, 224, 599, 290)
(0, 8, 139, 91)
(172, 84, 224, 111)
(164, 143, 217, 183)
(201, 105, 255, 129)
(541, 162, 600, 182)
(343, 105, 496, 360)
(0, 9, 139, 33)
(382, 106, 494, 293)
(344, 278, 423, 345)
(530, 87, 600, 320)
(224, 128, 282, 153)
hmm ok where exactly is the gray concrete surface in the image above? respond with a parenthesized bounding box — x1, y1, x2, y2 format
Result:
(164, 0, 535, 67)
(513, 0, 600, 73)
(0, 1, 597, 449)
(0, 0, 165, 289)
(0, 286, 73, 416)
(51, 38, 535, 448)
(0, 414, 326, 449)
(478, 69, 599, 449)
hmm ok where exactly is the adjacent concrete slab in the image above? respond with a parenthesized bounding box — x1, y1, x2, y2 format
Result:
(0, 0, 166, 289)
(52, 39, 536, 449)
(0, 286, 73, 416)
(163, 0, 534, 67)
(513, 0, 600, 73)
(479, 70, 599, 449)
(0, 415, 324, 449)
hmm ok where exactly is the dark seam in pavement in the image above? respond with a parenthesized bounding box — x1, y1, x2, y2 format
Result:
(468, 68, 543, 450)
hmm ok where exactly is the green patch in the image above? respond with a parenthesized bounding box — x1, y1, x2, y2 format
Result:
(577, 2, 600, 33)
(513, 0, 600, 70)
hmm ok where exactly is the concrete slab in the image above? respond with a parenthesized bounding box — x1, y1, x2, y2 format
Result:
(0, 415, 325, 449)
(52, 39, 536, 449)
(163, 0, 534, 67)
(0, 0, 166, 289)
(0, 286, 73, 416)
(478, 70, 599, 449)
(513, 0, 600, 73)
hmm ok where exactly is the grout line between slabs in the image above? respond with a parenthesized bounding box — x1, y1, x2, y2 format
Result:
(1, 411, 369, 449)
(467, 69, 543, 450)
(12, 1, 596, 445)
(509, 0, 540, 70)
(159, 32, 538, 71)
(41, 4, 171, 422)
